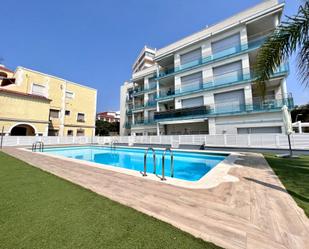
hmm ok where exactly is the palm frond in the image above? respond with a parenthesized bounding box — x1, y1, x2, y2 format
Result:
(254, 1, 309, 96)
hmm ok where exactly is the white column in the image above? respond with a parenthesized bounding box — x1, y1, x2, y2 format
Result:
(203, 94, 214, 108)
(144, 77, 149, 90)
(202, 43, 212, 58)
(240, 25, 248, 49)
(244, 84, 253, 107)
(175, 76, 181, 92)
(203, 67, 213, 85)
(156, 123, 160, 136)
(174, 54, 181, 69)
(242, 54, 250, 79)
(208, 118, 216, 135)
(281, 78, 288, 98)
(175, 97, 182, 109)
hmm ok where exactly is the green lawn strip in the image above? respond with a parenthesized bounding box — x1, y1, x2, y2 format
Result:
(0, 152, 221, 249)
(264, 154, 309, 217)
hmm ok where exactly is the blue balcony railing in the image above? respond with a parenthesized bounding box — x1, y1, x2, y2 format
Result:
(132, 82, 157, 96)
(132, 103, 144, 111)
(144, 100, 157, 108)
(130, 119, 156, 127)
(131, 100, 157, 111)
(154, 97, 294, 121)
(126, 109, 132, 115)
(124, 122, 131, 128)
(157, 36, 267, 78)
(156, 64, 289, 100)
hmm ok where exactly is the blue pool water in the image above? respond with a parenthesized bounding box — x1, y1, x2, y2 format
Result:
(43, 146, 227, 181)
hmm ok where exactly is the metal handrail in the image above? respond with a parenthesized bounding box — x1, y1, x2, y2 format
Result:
(143, 147, 156, 176)
(110, 138, 118, 150)
(161, 148, 174, 181)
(32, 141, 44, 152)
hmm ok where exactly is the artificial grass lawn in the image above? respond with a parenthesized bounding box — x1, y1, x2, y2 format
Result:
(0, 152, 220, 249)
(264, 154, 309, 217)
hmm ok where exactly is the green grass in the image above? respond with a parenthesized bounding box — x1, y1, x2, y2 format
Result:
(264, 154, 309, 217)
(0, 152, 220, 249)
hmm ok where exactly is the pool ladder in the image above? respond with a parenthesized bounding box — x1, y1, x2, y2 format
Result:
(32, 141, 44, 152)
(143, 147, 156, 176)
(110, 138, 118, 150)
(143, 147, 174, 181)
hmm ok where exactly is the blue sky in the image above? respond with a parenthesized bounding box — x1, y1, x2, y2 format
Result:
(1, 0, 308, 111)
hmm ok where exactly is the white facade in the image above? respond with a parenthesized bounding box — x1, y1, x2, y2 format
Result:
(120, 0, 294, 136)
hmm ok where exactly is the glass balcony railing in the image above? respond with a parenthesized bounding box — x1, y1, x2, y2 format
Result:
(154, 106, 211, 121)
(132, 103, 144, 111)
(156, 64, 289, 100)
(130, 100, 157, 111)
(126, 109, 132, 115)
(159, 88, 175, 98)
(131, 119, 156, 127)
(154, 96, 294, 121)
(124, 122, 131, 129)
(144, 100, 157, 108)
(157, 36, 267, 78)
(132, 82, 157, 96)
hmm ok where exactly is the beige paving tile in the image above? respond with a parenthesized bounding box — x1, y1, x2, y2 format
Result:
(2, 147, 309, 249)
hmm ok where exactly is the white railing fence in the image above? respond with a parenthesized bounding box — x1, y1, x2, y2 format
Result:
(1, 134, 308, 150)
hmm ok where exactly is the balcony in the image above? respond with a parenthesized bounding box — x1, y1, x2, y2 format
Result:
(154, 106, 211, 121)
(131, 119, 156, 127)
(144, 100, 157, 109)
(132, 102, 144, 111)
(124, 122, 131, 129)
(126, 108, 132, 115)
(132, 82, 157, 96)
(156, 64, 289, 101)
(156, 36, 267, 79)
(130, 100, 157, 111)
(154, 96, 294, 122)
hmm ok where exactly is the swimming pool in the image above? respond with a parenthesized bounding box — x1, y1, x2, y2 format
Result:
(43, 146, 227, 182)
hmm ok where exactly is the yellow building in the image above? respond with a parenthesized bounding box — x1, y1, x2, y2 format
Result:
(0, 65, 97, 136)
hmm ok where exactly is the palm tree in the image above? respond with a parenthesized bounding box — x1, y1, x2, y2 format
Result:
(254, 1, 309, 96)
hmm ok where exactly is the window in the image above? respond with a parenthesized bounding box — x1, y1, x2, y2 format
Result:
(180, 72, 203, 92)
(67, 130, 74, 136)
(214, 89, 245, 113)
(49, 109, 60, 119)
(182, 96, 204, 108)
(48, 129, 59, 136)
(213, 61, 243, 85)
(180, 48, 202, 66)
(65, 91, 74, 99)
(76, 129, 85, 136)
(237, 127, 282, 134)
(77, 113, 85, 122)
(32, 83, 46, 96)
(65, 110, 70, 116)
(211, 33, 240, 55)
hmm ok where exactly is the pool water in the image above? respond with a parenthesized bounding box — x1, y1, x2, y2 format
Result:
(43, 146, 227, 181)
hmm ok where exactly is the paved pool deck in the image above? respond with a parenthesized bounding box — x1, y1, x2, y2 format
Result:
(2, 147, 309, 249)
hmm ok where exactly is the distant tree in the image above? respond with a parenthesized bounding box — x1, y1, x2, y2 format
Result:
(95, 120, 119, 136)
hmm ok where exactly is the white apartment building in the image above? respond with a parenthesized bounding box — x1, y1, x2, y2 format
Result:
(120, 0, 294, 136)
